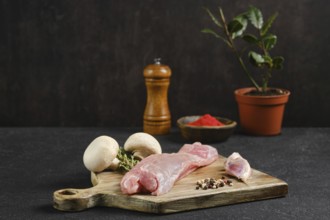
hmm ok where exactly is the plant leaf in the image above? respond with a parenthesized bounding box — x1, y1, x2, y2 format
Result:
(219, 7, 225, 24)
(247, 6, 263, 29)
(262, 55, 273, 68)
(261, 12, 278, 36)
(201, 28, 221, 38)
(242, 34, 258, 44)
(249, 51, 265, 66)
(201, 28, 231, 46)
(272, 56, 284, 70)
(228, 20, 243, 34)
(232, 15, 248, 39)
(263, 34, 277, 50)
(204, 7, 222, 28)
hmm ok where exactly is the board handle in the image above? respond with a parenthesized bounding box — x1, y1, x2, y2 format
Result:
(53, 187, 100, 211)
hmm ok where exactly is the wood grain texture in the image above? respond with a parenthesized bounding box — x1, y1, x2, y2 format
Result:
(53, 155, 288, 213)
(143, 63, 171, 135)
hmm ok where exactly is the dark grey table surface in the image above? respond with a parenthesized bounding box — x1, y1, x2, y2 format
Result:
(0, 127, 329, 219)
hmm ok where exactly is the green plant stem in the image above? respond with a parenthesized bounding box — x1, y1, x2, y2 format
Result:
(236, 53, 260, 90)
(262, 77, 267, 92)
(262, 70, 272, 93)
(259, 29, 270, 92)
(219, 8, 260, 91)
(259, 30, 269, 56)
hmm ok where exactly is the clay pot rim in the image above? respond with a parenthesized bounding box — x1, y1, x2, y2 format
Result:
(234, 87, 290, 99)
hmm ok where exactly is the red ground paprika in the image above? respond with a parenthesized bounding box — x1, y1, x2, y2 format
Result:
(187, 114, 224, 126)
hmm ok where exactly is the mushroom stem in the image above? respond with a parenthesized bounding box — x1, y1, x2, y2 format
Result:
(108, 157, 120, 170)
(132, 150, 152, 160)
(124, 132, 162, 161)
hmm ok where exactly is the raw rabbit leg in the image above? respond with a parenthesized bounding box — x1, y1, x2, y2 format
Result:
(121, 142, 218, 196)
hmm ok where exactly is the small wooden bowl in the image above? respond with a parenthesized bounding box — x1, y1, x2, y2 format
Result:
(177, 115, 237, 143)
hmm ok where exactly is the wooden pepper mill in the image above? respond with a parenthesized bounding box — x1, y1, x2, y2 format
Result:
(143, 58, 171, 135)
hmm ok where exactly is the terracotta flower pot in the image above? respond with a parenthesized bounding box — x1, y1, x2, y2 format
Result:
(234, 87, 290, 136)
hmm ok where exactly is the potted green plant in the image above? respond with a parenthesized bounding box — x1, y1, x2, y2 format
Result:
(202, 5, 290, 136)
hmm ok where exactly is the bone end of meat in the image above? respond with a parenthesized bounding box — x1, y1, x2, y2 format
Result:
(224, 152, 252, 182)
(120, 174, 141, 195)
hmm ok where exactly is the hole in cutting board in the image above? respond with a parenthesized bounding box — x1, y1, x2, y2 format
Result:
(59, 190, 77, 195)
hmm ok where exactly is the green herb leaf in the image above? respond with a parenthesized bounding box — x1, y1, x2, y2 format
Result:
(261, 12, 278, 36)
(117, 147, 139, 172)
(201, 28, 231, 46)
(247, 6, 263, 29)
(262, 55, 273, 68)
(242, 34, 258, 44)
(228, 20, 243, 34)
(249, 51, 265, 67)
(204, 7, 222, 28)
(219, 7, 225, 24)
(201, 28, 221, 38)
(272, 56, 284, 70)
(231, 15, 248, 39)
(263, 34, 277, 50)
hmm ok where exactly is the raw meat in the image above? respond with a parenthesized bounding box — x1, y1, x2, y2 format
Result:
(120, 142, 218, 196)
(224, 152, 252, 182)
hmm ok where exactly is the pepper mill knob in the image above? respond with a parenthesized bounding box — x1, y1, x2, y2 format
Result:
(143, 58, 171, 135)
(154, 58, 161, 64)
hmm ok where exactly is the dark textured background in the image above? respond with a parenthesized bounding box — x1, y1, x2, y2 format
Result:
(1, 0, 329, 127)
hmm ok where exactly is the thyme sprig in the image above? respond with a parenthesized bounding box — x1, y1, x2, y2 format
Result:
(117, 147, 139, 172)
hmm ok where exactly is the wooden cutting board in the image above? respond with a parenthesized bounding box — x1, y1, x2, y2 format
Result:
(53, 155, 288, 213)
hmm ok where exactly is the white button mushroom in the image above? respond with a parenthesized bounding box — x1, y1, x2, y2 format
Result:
(124, 132, 162, 160)
(83, 136, 120, 172)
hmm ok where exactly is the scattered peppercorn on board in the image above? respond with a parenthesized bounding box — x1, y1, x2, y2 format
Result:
(53, 155, 288, 213)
